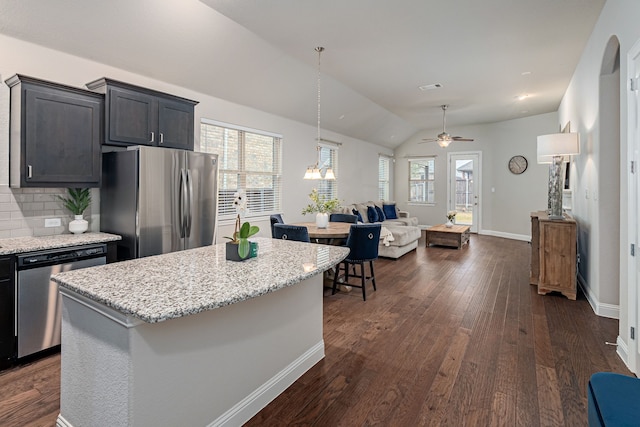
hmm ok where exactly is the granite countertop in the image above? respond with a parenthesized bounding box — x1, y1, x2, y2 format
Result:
(0, 232, 122, 255)
(52, 237, 349, 324)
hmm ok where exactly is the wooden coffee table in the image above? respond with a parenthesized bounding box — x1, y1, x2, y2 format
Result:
(426, 224, 470, 249)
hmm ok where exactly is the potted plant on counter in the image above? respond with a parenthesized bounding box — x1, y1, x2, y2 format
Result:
(57, 188, 91, 234)
(225, 189, 260, 261)
(301, 188, 341, 229)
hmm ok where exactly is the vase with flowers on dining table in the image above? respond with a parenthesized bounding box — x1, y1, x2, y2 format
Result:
(301, 188, 340, 229)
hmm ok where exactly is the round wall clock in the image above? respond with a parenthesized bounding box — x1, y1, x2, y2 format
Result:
(508, 155, 528, 174)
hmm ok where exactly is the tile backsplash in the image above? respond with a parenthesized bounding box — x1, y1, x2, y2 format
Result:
(0, 186, 98, 238)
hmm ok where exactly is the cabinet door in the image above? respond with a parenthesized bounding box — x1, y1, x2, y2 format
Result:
(24, 85, 102, 186)
(108, 87, 157, 146)
(539, 221, 577, 291)
(0, 256, 15, 368)
(158, 98, 194, 150)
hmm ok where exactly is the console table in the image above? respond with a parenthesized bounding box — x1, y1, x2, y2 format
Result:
(530, 211, 577, 300)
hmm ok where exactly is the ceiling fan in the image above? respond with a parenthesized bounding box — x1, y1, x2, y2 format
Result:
(420, 105, 474, 147)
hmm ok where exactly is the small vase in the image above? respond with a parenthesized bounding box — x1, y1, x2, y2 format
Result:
(69, 215, 88, 234)
(445, 220, 454, 228)
(316, 212, 329, 229)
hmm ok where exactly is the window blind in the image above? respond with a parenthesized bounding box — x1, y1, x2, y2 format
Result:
(408, 157, 435, 203)
(315, 143, 339, 200)
(378, 155, 390, 200)
(200, 120, 282, 219)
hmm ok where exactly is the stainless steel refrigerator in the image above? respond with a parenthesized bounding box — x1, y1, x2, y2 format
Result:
(101, 146, 218, 260)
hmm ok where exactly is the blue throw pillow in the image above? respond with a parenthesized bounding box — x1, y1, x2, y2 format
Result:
(383, 204, 398, 219)
(352, 208, 363, 223)
(375, 206, 385, 222)
(367, 206, 378, 223)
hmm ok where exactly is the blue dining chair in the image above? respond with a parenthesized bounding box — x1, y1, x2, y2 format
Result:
(329, 213, 358, 223)
(270, 214, 284, 237)
(332, 224, 381, 301)
(273, 224, 311, 243)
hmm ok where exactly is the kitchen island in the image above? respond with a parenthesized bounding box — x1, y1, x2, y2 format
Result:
(51, 237, 349, 427)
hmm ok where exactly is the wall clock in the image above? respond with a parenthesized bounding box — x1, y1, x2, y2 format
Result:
(508, 155, 528, 174)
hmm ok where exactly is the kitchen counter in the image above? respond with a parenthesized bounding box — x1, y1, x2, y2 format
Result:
(51, 237, 349, 427)
(0, 232, 121, 255)
(52, 237, 348, 323)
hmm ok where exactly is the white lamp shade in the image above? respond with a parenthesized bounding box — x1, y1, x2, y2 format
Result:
(537, 132, 580, 164)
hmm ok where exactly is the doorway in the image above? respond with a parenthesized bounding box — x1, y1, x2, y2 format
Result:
(448, 152, 481, 233)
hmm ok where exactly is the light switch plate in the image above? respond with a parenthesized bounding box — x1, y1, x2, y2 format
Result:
(45, 218, 61, 227)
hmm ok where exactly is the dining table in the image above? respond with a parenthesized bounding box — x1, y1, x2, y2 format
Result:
(292, 221, 352, 243)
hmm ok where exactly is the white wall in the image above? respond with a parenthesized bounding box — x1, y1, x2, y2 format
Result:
(0, 34, 392, 240)
(394, 112, 558, 238)
(558, 0, 640, 373)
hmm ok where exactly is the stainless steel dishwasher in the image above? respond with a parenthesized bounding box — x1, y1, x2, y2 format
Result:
(16, 243, 107, 358)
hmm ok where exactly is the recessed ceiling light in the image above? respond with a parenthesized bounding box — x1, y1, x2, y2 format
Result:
(521, 71, 531, 76)
(418, 83, 442, 91)
(516, 94, 529, 101)
(338, 114, 345, 120)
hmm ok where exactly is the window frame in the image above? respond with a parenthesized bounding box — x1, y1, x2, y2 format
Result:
(408, 156, 436, 205)
(199, 118, 283, 221)
(315, 142, 339, 201)
(378, 155, 391, 201)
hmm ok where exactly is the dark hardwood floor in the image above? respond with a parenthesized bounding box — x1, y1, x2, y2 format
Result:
(0, 234, 632, 426)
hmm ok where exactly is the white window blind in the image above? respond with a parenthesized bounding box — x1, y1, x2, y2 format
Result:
(408, 157, 435, 203)
(315, 143, 339, 200)
(200, 119, 282, 219)
(378, 155, 391, 200)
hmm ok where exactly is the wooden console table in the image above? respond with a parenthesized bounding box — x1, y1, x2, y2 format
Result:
(426, 224, 470, 249)
(530, 211, 577, 300)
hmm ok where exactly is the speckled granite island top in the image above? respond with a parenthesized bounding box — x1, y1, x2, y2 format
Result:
(0, 232, 121, 255)
(52, 237, 349, 324)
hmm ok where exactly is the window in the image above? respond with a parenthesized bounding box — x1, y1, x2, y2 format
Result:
(408, 157, 435, 203)
(200, 119, 282, 219)
(316, 143, 339, 200)
(379, 155, 391, 200)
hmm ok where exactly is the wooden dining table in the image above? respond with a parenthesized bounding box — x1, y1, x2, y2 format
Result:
(292, 221, 352, 241)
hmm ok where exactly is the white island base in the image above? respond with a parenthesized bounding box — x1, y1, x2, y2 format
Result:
(56, 274, 324, 427)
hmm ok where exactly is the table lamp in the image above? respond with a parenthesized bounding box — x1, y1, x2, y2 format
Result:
(537, 132, 580, 219)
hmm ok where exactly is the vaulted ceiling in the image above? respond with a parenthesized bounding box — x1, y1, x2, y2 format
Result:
(0, 0, 605, 147)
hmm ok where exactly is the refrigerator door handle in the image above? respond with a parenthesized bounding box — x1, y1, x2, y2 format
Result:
(179, 169, 188, 238)
(186, 169, 193, 237)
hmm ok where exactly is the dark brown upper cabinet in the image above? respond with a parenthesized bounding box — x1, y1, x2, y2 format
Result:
(6, 75, 103, 188)
(86, 78, 198, 151)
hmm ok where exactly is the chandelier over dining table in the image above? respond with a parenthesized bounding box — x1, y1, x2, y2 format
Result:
(304, 46, 336, 180)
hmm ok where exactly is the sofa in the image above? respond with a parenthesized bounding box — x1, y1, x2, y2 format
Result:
(336, 201, 421, 259)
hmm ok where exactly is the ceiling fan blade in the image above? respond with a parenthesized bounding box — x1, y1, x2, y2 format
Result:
(421, 138, 438, 142)
(452, 137, 474, 141)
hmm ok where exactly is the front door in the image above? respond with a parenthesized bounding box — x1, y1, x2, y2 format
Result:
(448, 152, 481, 233)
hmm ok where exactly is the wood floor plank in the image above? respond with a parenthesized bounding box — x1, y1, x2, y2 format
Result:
(0, 234, 634, 427)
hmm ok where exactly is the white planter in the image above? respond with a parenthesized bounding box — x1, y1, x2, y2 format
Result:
(445, 220, 454, 228)
(69, 215, 88, 234)
(315, 212, 329, 229)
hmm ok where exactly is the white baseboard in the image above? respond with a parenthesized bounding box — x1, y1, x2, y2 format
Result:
(210, 341, 325, 427)
(478, 229, 530, 242)
(56, 415, 72, 427)
(577, 273, 620, 319)
(616, 335, 631, 371)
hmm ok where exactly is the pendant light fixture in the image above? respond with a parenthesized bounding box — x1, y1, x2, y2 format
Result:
(304, 46, 335, 180)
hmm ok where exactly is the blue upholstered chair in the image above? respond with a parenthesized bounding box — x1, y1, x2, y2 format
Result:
(588, 372, 640, 426)
(273, 224, 310, 243)
(332, 224, 381, 301)
(270, 214, 284, 237)
(329, 213, 358, 224)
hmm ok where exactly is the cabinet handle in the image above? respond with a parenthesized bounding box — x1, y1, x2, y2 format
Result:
(150, 132, 155, 143)
(27, 165, 32, 179)
(159, 133, 164, 144)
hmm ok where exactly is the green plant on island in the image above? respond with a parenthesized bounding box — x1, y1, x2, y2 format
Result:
(225, 189, 259, 258)
(301, 188, 341, 215)
(57, 188, 91, 216)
